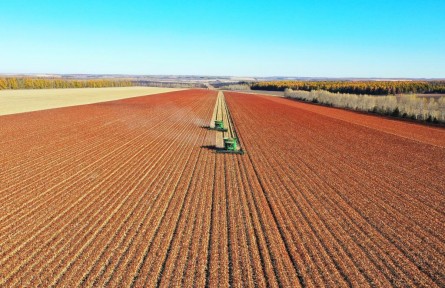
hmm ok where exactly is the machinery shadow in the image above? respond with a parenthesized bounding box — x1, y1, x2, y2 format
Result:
(200, 145, 245, 155)
(200, 144, 222, 151)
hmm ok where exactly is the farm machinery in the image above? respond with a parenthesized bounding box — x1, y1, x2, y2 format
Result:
(217, 137, 244, 154)
(209, 120, 228, 132)
(210, 92, 244, 154)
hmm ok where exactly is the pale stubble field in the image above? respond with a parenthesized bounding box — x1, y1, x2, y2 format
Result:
(0, 87, 182, 115)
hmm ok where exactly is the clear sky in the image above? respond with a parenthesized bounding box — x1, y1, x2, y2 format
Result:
(1, 0, 444, 77)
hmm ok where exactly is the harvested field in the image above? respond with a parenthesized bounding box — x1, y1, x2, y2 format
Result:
(0, 87, 181, 116)
(224, 91, 445, 287)
(0, 89, 444, 287)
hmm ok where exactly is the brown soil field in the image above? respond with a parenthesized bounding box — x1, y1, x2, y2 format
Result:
(0, 89, 444, 287)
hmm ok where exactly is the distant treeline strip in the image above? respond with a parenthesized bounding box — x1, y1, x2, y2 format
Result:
(0, 78, 133, 90)
(213, 83, 251, 91)
(251, 80, 445, 95)
(134, 80, 207, 89)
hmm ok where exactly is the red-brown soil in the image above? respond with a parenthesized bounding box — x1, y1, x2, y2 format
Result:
(0, 89, 443, 287)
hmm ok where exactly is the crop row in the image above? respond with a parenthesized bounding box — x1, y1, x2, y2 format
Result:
(2, 89, 443, 287)
(224, 91, 445, 287)
(0, 90, 219, 286)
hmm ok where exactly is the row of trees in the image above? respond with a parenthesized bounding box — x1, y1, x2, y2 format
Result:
(251, 80, 445, 95)
(216, 83, 251, 91)
(0, 78, 133, 90)
(284, 89, 445, 123)
(134, 80, 207, 89)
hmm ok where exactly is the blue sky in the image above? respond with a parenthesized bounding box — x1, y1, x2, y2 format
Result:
(0, 0, 444, 77)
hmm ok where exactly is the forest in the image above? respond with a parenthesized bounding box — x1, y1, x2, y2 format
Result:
(0, 78, 133, 90)
(251, 80, 445, 95)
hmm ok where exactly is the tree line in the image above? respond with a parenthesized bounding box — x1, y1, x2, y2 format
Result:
(0, 77, 133, 90)
(285, 89, 445, 123)
(134, 80, 207, 89)
(251, 80, 445, 95)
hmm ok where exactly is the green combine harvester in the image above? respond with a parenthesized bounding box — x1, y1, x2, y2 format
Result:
(209, 120, 228, 132)
(217, 137, 244, 154)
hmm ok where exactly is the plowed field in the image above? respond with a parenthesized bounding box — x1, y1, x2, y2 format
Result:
(1, 89, 444, 287)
